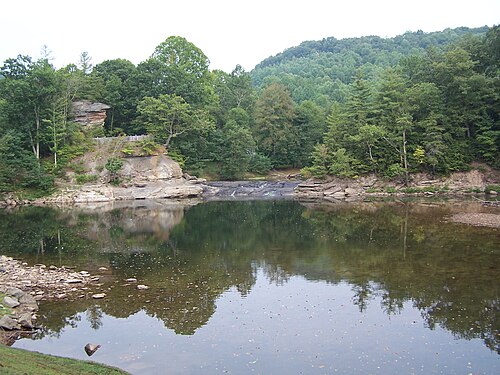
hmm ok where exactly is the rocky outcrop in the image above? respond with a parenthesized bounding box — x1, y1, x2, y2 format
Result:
(0, 194, 30, 209)
(72, 100, 110, 128)
(295, 176, 375, 201)
(295, 168, 500, 200)
(203, 181, 299, 200)
(39, 179, 203, 204)
(0, 286, 38, 331)
(37, 138, 204, 204)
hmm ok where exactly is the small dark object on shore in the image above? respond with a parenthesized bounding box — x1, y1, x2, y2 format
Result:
(84, 343, 101, 356)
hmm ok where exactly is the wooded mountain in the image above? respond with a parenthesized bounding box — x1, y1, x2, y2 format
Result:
(251, 26, 489, 104)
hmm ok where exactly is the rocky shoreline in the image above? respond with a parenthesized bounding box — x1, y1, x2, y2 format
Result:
(295, 169, 499, 200)
(0, 255, 100, 300)
(0, 255, 103, 344)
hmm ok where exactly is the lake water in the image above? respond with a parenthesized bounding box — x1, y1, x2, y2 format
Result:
(1, 199, 499, 374)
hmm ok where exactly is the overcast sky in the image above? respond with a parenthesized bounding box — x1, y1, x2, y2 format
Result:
(1, 0, 498, 72)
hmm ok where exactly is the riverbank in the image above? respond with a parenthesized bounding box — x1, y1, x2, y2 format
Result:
(0, 255, 100, 301)
(0, 345, 129, 375)
(295, 167, 500, 200)
(0, 255, 104, 345)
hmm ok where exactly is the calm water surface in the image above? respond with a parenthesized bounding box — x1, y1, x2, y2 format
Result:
(0, 199, 498, 374)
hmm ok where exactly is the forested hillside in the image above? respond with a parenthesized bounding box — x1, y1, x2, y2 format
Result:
(0, 27, 498, 197)
(251, 26, 489, 104)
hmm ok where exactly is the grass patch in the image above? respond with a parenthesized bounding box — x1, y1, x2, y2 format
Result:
(0, 345, 130, 375)
(75, 174, 98, 184)
(0, 293, 12, 317)
(465, 187, 482, 193)
(485, 184, 500, 193)
(385, 187, 397, 193)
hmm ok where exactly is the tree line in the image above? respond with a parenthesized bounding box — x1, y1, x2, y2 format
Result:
(0, 27, 498, 195)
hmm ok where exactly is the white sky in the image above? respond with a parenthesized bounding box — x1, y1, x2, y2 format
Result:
(1, 0, 499, 72)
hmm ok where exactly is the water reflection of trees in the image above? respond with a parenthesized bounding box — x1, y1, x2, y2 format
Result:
(2, 200, 498, 353)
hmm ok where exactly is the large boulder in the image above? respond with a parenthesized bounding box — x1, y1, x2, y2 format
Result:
(72, 100, 110, 128)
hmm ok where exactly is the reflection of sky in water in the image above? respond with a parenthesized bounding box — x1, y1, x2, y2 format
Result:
(15, 269, 499, 375)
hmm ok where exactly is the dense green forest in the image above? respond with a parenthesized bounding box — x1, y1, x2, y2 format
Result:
(251, 26, 490, 104)
(0, 26, 498, 195)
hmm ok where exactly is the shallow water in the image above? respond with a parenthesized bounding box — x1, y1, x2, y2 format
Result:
(1, 199, 499, 374)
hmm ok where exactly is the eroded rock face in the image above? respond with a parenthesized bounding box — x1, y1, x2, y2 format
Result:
(72, 100, 110, 127)
(38, 141, 203, 204)
(120, 154, 183, 181)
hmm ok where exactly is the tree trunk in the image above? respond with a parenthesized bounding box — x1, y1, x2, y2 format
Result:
(34, 106, 41, 160)
(165, 133, 174, 148)
(402, 129, 409, 186)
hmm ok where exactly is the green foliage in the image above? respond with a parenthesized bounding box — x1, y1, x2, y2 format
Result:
(167, 148, 186, 168)
(254, 83, 298, 167)
(400, 186, 443, 193)
(68, 161, 87, 174)
(485, 184, 500, 193)
(105, 157, 123, 174)
(120, 145, 135, 156)
(248, 153, 273, 175)
(251, 27, 488, 104)
(139, 139, 161, 156)
(216, 118, 256, 180)
(105, 157, 123, 184)
(75, 173, 98, 184)
(384, 163, 405, 179)
(0, 293, 12, 316)
(464, 187, 483, 193)
(137, 94, 214, 150)
(0, 28, 498, 195)
(328, 148, 359, 178)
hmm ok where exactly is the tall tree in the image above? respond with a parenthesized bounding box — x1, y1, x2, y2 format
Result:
(254, 83, 298, 167)
(92, 59, 137, 134)
(143, 36, 216, 108)
(137, 94, 213, 149)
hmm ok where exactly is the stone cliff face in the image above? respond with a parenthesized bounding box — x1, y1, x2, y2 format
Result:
(72, 100, 110, 128)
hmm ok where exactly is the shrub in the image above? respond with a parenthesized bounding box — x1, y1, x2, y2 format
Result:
(485, 184, 500, 193)
(139, 139, 160, 156)
(105, 157, 123, 184)
(75, 174, 98, 184)
(249, 153, 272, 175)
(167, 149, 185, 168)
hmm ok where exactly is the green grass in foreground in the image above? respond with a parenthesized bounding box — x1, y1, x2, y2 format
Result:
(0, 345, 130, 375)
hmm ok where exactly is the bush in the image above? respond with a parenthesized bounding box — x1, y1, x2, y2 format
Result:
(105, 157, 123, 184)
(485, 184, 500, 193)
(385, 164, 405, 179)
(249, 153, 272, 175)
(139, 139, 160, 156)
(167, 149, 185, 168)
(75, 174, 98, 184)
(301, 165, 327, 179)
